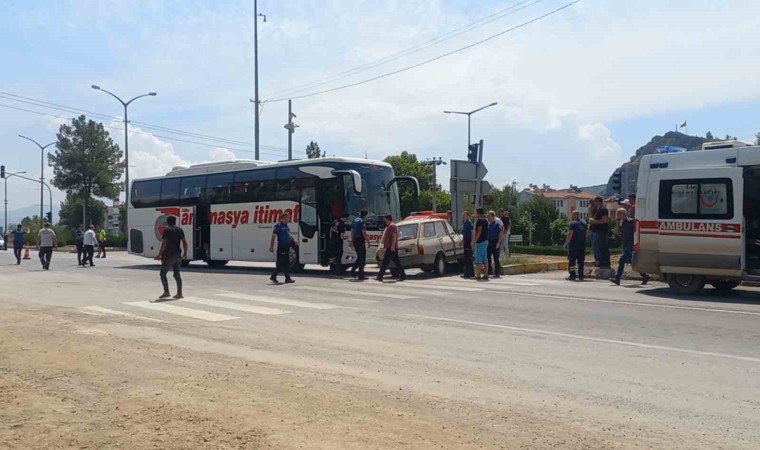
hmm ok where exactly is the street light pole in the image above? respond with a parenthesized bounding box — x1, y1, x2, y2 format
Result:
(253, 1, 267, 160)
(91, 85, 156, 235)
(18, 135, 55, 226)
(4, 171, 27, 237)
(9, 173, 53, 225)
(283, 100, 298, 161)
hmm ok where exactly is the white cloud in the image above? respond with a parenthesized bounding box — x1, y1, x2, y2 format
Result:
(578, 123, 623, 162)
(207, 147, 237, 162)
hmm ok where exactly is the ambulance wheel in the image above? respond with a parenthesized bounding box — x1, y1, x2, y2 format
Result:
(666, 273, 706, 294)
(181, 259, 191, 268)
(206, 259, 228, 268)
(433, 252, 446, 277)
(709, 280, 741, 291)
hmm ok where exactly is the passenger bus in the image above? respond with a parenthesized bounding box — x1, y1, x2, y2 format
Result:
(127, 157, 418, 270)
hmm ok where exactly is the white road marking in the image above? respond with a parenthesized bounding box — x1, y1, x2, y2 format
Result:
(400, 282, 484, 292)
(217, 292, 342, 310)
(181, 297, 290, 316)
(80, 306, 166, 323)
(409, 314, 760, 364)
(125, 301, 239, 322)
(500, 290, 760, 317)
(294, 286, 413, 300)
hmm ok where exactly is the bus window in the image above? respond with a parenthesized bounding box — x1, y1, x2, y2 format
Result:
(180, 175, 206, 206)
(233, 169, 275, 203)
(275, 167, 309, 201)
(160, 177, 181, 206)
(131, 179, 161, 208)
(204, 173, 233, 204)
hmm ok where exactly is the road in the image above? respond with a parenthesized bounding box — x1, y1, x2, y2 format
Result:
(1, 250, 759, 449)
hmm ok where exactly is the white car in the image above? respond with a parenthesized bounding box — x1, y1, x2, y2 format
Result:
(0, 235, 5, 249)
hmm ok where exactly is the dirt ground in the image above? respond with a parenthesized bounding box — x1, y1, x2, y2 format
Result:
(0, 305, 642, 450)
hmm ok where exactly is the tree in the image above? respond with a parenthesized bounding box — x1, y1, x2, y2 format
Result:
(305, 141, 323, 159)
(384, 151, 432, 217)
(49, 115, 124, 227)
(522, 195, 558, 246)
(550, 218, 568, 246)
(755, 131, 760, 145)
(705, 131, 715, 141)
(58, 193, 106, 228)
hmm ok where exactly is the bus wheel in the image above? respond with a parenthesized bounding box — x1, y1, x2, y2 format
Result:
(181, 260, 191, 268)
(709, 280, 741, 291)
(206, 259, 229, 268)
(287, 247, 304, 273)
(666, 273, 706, 294)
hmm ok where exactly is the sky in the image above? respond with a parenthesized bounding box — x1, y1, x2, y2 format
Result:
(1, 0, 759, 224)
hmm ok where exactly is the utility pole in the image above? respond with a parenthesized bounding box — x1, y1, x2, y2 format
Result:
(253, 0, 267, 160)
(423, 158, 446, 212)
(3, 170, 27, 237)
(283, 100, 298, 160)
(18, 135, 55, 226)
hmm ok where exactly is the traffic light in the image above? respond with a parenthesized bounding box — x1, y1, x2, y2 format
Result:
(1, 165, 5, 179)
(467, 143, 479, 163)
(611, 169, 623, 195)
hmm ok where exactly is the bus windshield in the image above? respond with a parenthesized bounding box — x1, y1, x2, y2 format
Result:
(343, 164, 399, 230)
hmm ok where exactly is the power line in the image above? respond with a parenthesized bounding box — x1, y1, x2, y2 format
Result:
(0, 91, 287, 151)
(266, 0, 581, 103)
(266, 0, 545, 99)
(0, 103, 288, 158)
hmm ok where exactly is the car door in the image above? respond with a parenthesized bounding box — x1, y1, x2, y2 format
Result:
(443, 221, 463, 260)
(421, 221, 443, 261)
(435, 221, 456, 261)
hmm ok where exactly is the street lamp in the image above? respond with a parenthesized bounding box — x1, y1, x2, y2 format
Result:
(18, 135, 56, 227)
(443, 102, 498, 147)
(91, 85, 156, 233)
(6, 173, 53, 227)
(3, 171, 26, 240)
(253, 0, 267, 160)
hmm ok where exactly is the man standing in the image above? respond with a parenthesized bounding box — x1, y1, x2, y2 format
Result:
(487, 210, 503, 278)
(588, 197, 610, 269)
(461, 211, 474, 279)
(11, 225, 27, 265)
(36, 222, 57, 270)
(74, 225, 84, 266)
(376, 214, 406, 282)
(269, 212, 297, 284)
(499, 209, 511, 259)
(611, 207, 650, 286)
(472, 208, 490, 280)
(329, 213, 348, 276)
(564, 210, 587, 281)
(156, 215, 188, 299)
(349, 209, 370, 281)
(83, 225, 97, 267)
(96, 226, 107, 258)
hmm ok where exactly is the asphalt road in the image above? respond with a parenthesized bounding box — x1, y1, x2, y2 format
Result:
(2, 249, 759, 448)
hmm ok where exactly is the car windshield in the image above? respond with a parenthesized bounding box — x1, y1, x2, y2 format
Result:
(343, 164, 399, 230)
(398, 224, 418, 241)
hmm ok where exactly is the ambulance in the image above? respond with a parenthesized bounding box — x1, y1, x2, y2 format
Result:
(633, 140, 760, 294)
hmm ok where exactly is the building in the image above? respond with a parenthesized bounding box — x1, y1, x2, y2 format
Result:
(519, 185, 599, 220)
(104, 198, 121, 235)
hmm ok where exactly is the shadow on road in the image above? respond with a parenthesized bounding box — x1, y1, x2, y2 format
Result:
(639, 287, 760, 305)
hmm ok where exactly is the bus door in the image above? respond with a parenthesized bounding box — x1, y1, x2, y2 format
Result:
(195, 205, 211, 260)
(299, 186, 319, 264)
(318, 178, 343, 265)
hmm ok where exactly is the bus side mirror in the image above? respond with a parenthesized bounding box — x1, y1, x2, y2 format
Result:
(332, 170, 362, 195)
(387, 176, 420, 198)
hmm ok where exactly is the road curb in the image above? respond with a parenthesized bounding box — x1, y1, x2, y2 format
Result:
(503, 261, 568, 275)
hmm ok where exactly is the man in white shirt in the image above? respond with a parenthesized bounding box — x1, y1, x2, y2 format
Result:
(82, 225, 98, 267)
(36, 222, 57, 270)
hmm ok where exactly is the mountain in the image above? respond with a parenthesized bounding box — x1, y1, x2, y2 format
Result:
(0, 204, 61, 231)
(605, 131, 708, 197)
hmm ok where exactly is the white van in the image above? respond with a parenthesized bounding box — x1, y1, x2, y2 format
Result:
(633, 141, 760, 294)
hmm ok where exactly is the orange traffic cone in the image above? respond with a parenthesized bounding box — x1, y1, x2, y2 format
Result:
(23, 245, 30, 260)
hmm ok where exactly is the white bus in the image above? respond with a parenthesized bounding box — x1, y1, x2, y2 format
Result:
(633, 141, 760, 293)
(127, 157, 418, 270)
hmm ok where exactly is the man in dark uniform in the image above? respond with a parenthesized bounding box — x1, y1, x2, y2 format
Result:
(11, 225, 27, 265)
(74, 225, 84, 266)
(588, 197, 610, 268)
(329, 213, 348, 276)
(349, 209, 369, 281)
(156, 215, 188, 299)
(461, 211, 474, 279)
(269, 212, 297, 284)
(564, 210, 587, 281)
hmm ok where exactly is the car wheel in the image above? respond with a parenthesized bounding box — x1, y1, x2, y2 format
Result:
(206, 259, 228, 268)
(709, 280, 741, 291)
(666, 273, 706, 294)
(433, 252, 446, 277)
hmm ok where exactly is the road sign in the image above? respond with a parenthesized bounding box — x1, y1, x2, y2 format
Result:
(509, 235, 523, 243)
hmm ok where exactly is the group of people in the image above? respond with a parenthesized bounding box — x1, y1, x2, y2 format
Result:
(74, 224, 108, 267)
(461, 208, 511, 281)
(5, 222, 109, 270)
(564, 195, 649, 285)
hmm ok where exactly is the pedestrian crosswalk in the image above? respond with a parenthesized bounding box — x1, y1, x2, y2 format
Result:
(77, 274, 558, 324)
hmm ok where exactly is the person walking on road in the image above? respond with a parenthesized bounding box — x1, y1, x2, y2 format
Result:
(461, 211, 474, 279)
(589, 197, 610, 269)
(155, 215, 188, 299)
(376, 214, 406, 282)
(74, 225, 84, 266)
(11, 225, 27, 265)
(269, 212, 297, 284)
(36, 222, 57, 270)
(564, 210, 587, 281)
(82, 225, 97, 267)
(473, 208, 489, 281)
(611, 207, 650, 286)
(96, 226, 107, 258)
(487, 210, 503, 278)
(349, 209, 370, 281)
(329, 213, 348, 276)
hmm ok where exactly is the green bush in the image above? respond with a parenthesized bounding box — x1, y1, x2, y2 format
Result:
(105, 234, 128, 248)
